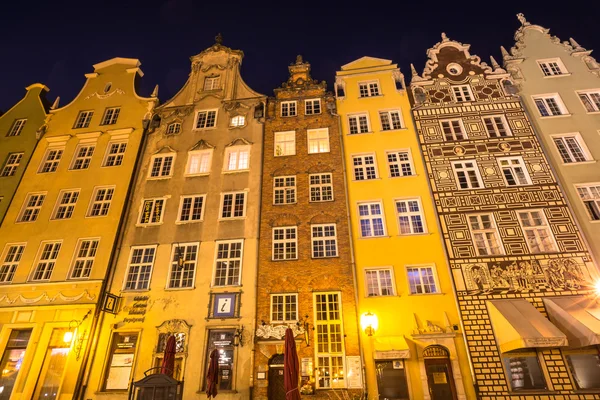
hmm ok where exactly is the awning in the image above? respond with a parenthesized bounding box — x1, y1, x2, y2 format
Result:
(543, 296, 600, 348)
(373, 336, 410, 359)
(487, 299, 568, 353)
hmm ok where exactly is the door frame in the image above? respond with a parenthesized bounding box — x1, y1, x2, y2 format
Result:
(424, 357, 458, 400)
(268, 354, 285, 400)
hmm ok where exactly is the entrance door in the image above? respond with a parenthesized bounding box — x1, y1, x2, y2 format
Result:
(32, 328, 70, 400)
(268, 354, 285, 400)
(424, 358, 457, 400)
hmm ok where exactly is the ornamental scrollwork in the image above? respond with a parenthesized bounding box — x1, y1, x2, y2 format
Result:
(255, 323, 305, 340)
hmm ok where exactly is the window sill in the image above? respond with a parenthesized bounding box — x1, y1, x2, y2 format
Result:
(271, 258, 299, 262)
(312, 255, 340, 259)
(352, 178, 381, 182)
(185, 173, 210, 177)
(274, 154, 296, 158)
(389, 174, 418, 179)
(309, 199, 335, 203)
(85, 215, 109, 219)
(223, 169, 249, 174)
(196, 390, 238, 394)
(273, 203, 298, 206)
(164, 287, 195, 291)
(358, 94, 383, 99)
(407, 292, 445, 296)
(585, 110, 600, 115)
(308, 151, 331, 155)
(218, 217, 246, 221)
(121, 289, 151, 293)
(347, 131, 373, 136)
(539, 114, 572, 119)
(543, 73, 571, 78)
(192, 127, 217, 131)
(305, 113, 322, 117)
(562, 160, 597, 166)
(396, 232, 431, 237)
(359, 235, 390, 240)
(365, 294, 398, 298)
(175, 220, 203, 225)
(136, 223, 164, 227)
(95, 390, 129, 395)
(381, 128, 408, 133)
(147, 176, 173, 181)
(281, 115, 298, 118)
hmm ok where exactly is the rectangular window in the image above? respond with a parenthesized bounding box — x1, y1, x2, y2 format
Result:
(52, 189, 79, 219)
(307, 128, 330, 154)
(352, 154, 377, 180)
(88, 186, 115, 217)
(103, 141, 127, 167)
(395, 199, 426, 234)
(168, 243, 198, 289)
(468, 214, 502, 256)
(230, 115, 245, 127)
(348, 113, 369, 134)
(577, 90, 600, 113)
(576, 184, 600, 220)
(31, 241, 61, 281)
(452, 85, 474, 102)
(365, 269, 394, 297)
(178, 195, 205, 222)
(213, 240, 243, 286)
(103, 332, 139, 391)
(204, 330, 235, 391)
(74, 110, 94, 129)
(483, 115, 511, 137)
(0, 329, 32, 398)
(518, 210, 557, 253)
(565, 351, 600, 390)
(314, 292, 345, 389)
(452, 160, 483, 189)
(70, 145, 95, 170)
(309, 173, 333, 202)
(7, 119, 27, 137)
(387, 151, 414, 177)
(311, 224, 338, 258)
(498, 157, 531, 186)
(271, 294, 298, 322)
(220, 192, 246, 219)
(124, 246, 156, 290)
(305, 99, 321, 115)
(274, 131, 296, 156)
(38, 148, 63, 173)
(273, 176, 296, 205)
(379, 110, 403, 130)
(0, 244, 25, 283)
(441, 119, 466, 141)
(166, 122, 181, 135)
(552, 134, 591, 163)
(281, 101, 297, 117)
(272, 227, 297, 260)
(70, 239, 99, 279)
(358, 202, 386, 238)
(224, 146, 250, 171)
(407, 266, 438, 294)
(195, 110, 217, 129)
(533, 95, 567, 116)
(185, 150, 212, 175)
(1, 153, 23, 177)
(149, 154, 175, 178)
(503, 352, 546, 391)
(138, 198, 165, 225)
(101, 107, 121, 125)
(18, 192, 46, 222)
(204, 76, 221, 91)
(359, 81, 380, 97)
(537, 59, 567, 76)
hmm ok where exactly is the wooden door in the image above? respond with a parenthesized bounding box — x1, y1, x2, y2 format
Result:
(268, 366, 285, 400)
(425, 358, 457, 400)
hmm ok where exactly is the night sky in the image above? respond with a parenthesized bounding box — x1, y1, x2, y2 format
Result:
(1, 0, 598, 112)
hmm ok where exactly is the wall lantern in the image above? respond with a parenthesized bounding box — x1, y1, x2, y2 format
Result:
(360, 312, 378, 336)
(595, 280, 600, 296)
(63, 310, 91, 360)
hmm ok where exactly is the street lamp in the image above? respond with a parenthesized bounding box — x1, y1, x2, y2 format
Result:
(360, 312, 378, 336)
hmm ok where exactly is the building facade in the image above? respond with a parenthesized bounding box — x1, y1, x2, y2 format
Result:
(253, 56, 362, 400)
(335, 57, 474, 400)
(410, 34, 600, 399)
(503, 13, 600, 267)
(83, 37, 265, 399)
(0, 58, 157, 400)
(0, 84, 49, 224)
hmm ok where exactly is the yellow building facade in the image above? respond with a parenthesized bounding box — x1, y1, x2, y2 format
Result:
(0, 58, 157, 399)
(335, 57, 475, 400)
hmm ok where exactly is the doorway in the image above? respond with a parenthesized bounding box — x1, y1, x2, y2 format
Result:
(423, 346, 457, 400)
(32, 328, 70, 400)
(268, 354, 285, 400)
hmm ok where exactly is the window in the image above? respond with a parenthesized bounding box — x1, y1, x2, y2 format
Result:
(70, 239, 99, 279)
(452, 85, 474, 102)
(407, 266, 438, 294)
(281, 101, 297, 117)
(452, 160, 483, 189)
(305, 99, 321, 115)
(468, 214, 502, 255)
(387, 151, 414, 177)
(124, 246, 156, 290)
(138, 198, 166, 225)
(74, 110, 94, 129)
(17, 192, 45, 222)
(576, 184, 600, 220)
(220, 192, 246, 219)
(552, 134, 591, 163)
(358, 202, 386, 237)
(168, 243, 198, 289)
(348, 113, 369, 134)
(166, 122, 181, 135)
(70, 145, 95, 170)
(0, 330, 32, 398)
(483, 115, 511, 137)
(0, 244, 25, 283)
(103, 141, 127, 167)
(314, 292, 345, 389)
(274, 131, 296, 156)
(537, 59, 567, 76)
(309, 173, 333, 202)
(395, 199, 426, 234)
(365, 269, 394, 297)
(178, 195, 205, 222)
(213, 240, 243, 286)
(565, 351, 600, 390)
(185, 150, 212, 175)
(148, 154, 175, 178)
(577, 90, 600, 113)
(359, 81, 380, 97)
(518, 210, 557, 253)
(7, 119, 26, 137)
(204, 330, 235, 391)
(38, 148, 63, 173)
(379, 110, 403, 130)
(1, 153, 23, 177)
(229, 115, 245, 127)
(52, 189, 79, 219)
(273, 176, 296, 204)
(503, 351, 546, 391)
(533, 95, 568, 116)
(311, 224, 338, 258)
(31, 241, 61, 281)
(88, 186, 115, 217)
(352, 154, 377, 180)
(153, 332, 187, 380)
(195, 110, 217, 129)
(375, 361, 409, 400)
(101, 107, 121, 125)
(271, 294, 298, 322)
(272, 227, 297, 260)
(224, 146, 250, 171)
(441, 119, 466, 141)
(307, 128, 330, 154)
(498, 157, 531, 186)
(204, 76, 221, 90)
(103, 332, 139, 391)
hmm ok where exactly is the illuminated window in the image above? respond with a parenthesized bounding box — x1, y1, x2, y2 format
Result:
(517, 210, 557, 253)
(204, 76, 221, 91)
(314, 292, 345, 389)
(502, 351, 546, 391)
(213, 240, 243, 286)
(103, 333, 139, 390)
(185, 149, 212, 175)
(138, 198, 166, 225)
(0, 329, 32, 397)
(307, 128, 329, 153)
(274, 131, 296, 156)
(224, 146, 250, 171)
(230, 115, 245, 127)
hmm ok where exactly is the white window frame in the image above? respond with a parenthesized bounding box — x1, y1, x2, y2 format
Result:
(51, 189, 80, 220)
(1, 152, 23, 177)
(467, 213, 503, 256)
(7, 119, 27, 137)
(102, 140, 128, 167)
(148, 154, 175, 179)
(224, 145, 250, 172)
(0, 243, 26, 283)
(137, 197, 167, 226)
(452, 85, 474, 102)
(177, 194, 206, 223)
(219, 191, 247, 219)
(270, 293, 299, 323)
(29, 241, 62, 282)
(212, 240, 244, 287)
(379, 110, 404, 131)
(167, 242, 199, 289)
(70, 144, 96, 170)
(305, 99, 321, 115)
(365, 268, 395, 297)
(482, 115, 511, 137)
(517, 210, 558, 253)
(193, 109, 218, 130)
(229, 115, 246, 127)
(17, 192, 46, 223)
(357, 201, 387, 238)
(309, 173, 334, 202)
(281, 101, 297, 117)
(87, 186, 115, 217)
(575, 183, 600, 221)
(395, 198, 427, 235)
(166, 122, 181, 135)
(451, 160, 484, 190)
(307, 128, 330, 154)
(386, 150, 415, 178)
(440, 119, 467, 141)
(101, 107, 121, 125)
(313, 292, 346, 389)
(38, 147, 64, 173)
(123, 245, 157, 291)
(272, 226, 298, 261)
(273, 176, 296, 205)
(537, 58, 568, 77)
(203, 76, 221, 91)
(406, 264, 440, 295)
(274, 131, 296, 156)
(347, 113, 370, 134)
(185, 149, 213, 176)
(352, 154, 378, 181)
(68, 238, 100, 279)
(497, 156, 532, 186)
(311, 224, 338, 258)
(532, 94, 569, 117)
(551, 133, 593, 164)
(577, 90, 600, 113)
(358, 80, 381, 97)
(74, 110, 94, 129)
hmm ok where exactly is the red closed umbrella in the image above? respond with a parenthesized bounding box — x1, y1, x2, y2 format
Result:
(161, 335, 176, 377)
(206, 348, 219, 398)
(284, 328, 301, 400)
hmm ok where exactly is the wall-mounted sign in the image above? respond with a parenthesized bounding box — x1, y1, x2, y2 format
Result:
(346, 356, 363, 388)
(212, 293, 237, 318)
(101, 292, 120, 314)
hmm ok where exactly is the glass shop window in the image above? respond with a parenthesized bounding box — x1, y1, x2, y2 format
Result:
(375, 360, 409, 399)
(565, 349, 600, 390)
(0, 329, 32, 399)
(103, 332, 139, 391)
(502, 351, 547, 391)
(205, 330, 235, 391)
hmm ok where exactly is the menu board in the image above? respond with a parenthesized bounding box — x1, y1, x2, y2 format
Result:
(345, 356, 363, 389)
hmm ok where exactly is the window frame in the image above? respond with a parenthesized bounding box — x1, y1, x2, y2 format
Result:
(536, 58, 568, 77)
(379, 109, 404, 131)
(68, 237, 100, 280)
(281, 101, 298, 117)
(440, 119, 467, 141)
(123, 245, 157, 291)
(270, 293, 299, 323)
(467, 213, 504, 256)
(166, 122, 181, 135)
(576, 89, 600, 113)
(100, 107, 121, 125)
(0, 243, 26, 284)
(137, 197, 167, 226)
(347, 113, 371, 135)
(229, 115, 246, 128)
(101, 331, 140, 391)
(357, 201, 387, 238)
(73, 110, 94, 129)
(166, 242, 199, 289)
(501, 350, 548, 392)
(223, 145, 250, 172)
(7, 118, 27, 137)
(185, 149, 213, 176)
(309, 173, 334, 202)
(532, 94, 569, 117)
(17, 192, 46, 223)
(311, 223, 338, 258)
(203, 76, 221, 91)
(193, 109, 218, 130)
(87, 186, 115, 217)
(69, 144, 96, 170)
(212, 239, 244, 287)
(313, 291, 346, 389)
(51, 189, 80, 220)
(352, 153, 378, 181)
(305, 99, 322, 115)
(550, 133, 593, 164)
(364, 268, 396, 297)
(497, 156, 532, 186)
(147, 153, 176, 179)
(451, 160, 484, 190)
(1, 152, 24, 177)
(482, 115, 512, 138)
(176, 194, 206, 223)
(273, 175, 297, 205)
(102, 140, 128, 167)
(29, 240, 62, 282)
(406, 264, 440, 295)
(38, 147, 64, 173)
(452, 85, 474, 102)
(575, 183, 600, 221)
(274, 131, 296, 157)
(386, 150, 415, 178)
(219, 191, 247, 220)
(517, 209, 558, 254)
(307, 128, 330, 154)
(272, 226, 298, 261)
(394, 198, 428, 235)
(358, 80, 381, 98)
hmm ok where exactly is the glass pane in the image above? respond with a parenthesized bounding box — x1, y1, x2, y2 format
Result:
(503, 354, 546, 391)
(375, 361, 409, 400)
(35, 348, 69, 399)
(0, 329, 32, 400)
(566, 352, 600, 389)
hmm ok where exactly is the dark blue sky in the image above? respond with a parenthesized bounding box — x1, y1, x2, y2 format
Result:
(1, 0, 598, 111)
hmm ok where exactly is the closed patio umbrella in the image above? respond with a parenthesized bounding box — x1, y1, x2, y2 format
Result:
(284, 328, 301, 400)
(206, 348, 219, 398)
(161, 335, 176, 377)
